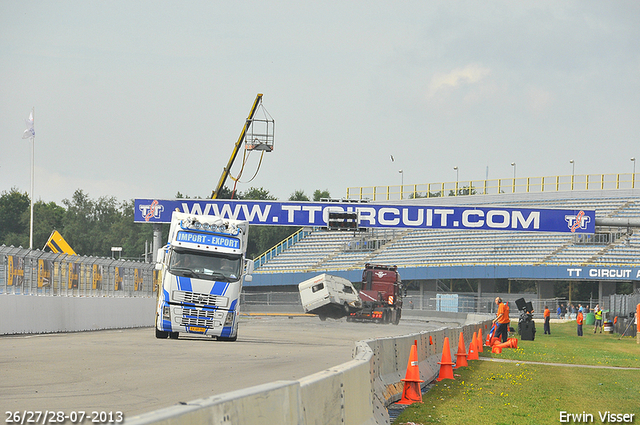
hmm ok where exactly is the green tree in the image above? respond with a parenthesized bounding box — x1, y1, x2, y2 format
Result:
(289, 190, 310, 201)
(313, 189, 331, 201)
(33, 200, 66, 249)
(0, 188, 30, 246)
(62, 189, 96, 255)
(240, 187, 277, 201)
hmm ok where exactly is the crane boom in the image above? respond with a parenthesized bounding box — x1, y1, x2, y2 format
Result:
(211, 93, 263, 199)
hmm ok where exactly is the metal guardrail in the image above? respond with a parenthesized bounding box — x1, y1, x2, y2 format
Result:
(0, 245, 156, 297)
(346, 172, 639, 201)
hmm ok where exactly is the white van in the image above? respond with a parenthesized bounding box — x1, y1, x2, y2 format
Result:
(298, 274, 362, 320)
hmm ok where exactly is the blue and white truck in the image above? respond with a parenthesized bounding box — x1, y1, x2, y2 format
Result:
(155, 211, 253, 341)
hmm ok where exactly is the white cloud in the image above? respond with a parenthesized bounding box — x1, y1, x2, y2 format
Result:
(427, 64, 492, 97)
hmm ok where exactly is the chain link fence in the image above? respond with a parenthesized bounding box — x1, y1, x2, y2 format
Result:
(604, 291, 640, 337)
(0, 246, 157, 297)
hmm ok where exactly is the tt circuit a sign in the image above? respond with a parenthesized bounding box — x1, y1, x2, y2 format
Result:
(135, 199, 595, 234)
(567, 267, 640, 281)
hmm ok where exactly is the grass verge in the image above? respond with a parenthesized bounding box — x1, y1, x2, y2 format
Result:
(393, 321, 640, 424)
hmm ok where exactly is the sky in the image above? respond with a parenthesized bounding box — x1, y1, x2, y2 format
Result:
(1, 1, 639, 206)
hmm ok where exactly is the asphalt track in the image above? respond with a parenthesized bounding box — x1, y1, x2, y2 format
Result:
(1, 315, 452, 418)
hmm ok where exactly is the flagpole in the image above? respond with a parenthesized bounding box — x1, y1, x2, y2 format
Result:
(29, 107, 34, 250)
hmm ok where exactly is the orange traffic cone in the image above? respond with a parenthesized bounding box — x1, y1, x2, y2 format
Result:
(492, 345, 502, 354)
(454, 332, 468, 369)
(397, 340, 424, 404)
(489, 337, 501, 346)
(477, 329, 484, 353)
(494, 338, 518, 350)
(467, 332, 479, 361)
(436, 337, 455, 381)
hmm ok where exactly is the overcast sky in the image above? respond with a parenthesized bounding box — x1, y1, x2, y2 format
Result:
(1, 1, 639, 205)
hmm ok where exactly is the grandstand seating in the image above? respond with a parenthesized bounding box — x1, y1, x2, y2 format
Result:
(254, 193, 640, 273)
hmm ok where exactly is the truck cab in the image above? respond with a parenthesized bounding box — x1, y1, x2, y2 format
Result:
(155, 211, 253, 341)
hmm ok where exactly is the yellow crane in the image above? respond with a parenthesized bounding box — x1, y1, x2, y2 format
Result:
(211, 93, 274, 199)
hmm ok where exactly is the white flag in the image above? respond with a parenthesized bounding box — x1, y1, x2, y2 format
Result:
(22, 111, 35, 139)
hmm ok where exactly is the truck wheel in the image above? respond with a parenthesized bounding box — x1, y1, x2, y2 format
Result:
(393, 310, 402, 325)
(169, 332, 179, 339)
(217, 335, 237, 342)
(155, 316, 169, 339)
(155, 327, 169, 339)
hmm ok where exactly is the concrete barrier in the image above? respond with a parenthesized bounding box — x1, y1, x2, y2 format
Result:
(0, 295, 155, 335)
(126, 313, 493, 425)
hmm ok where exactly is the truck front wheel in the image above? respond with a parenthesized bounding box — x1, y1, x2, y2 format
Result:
(217, 335, 238, 342)
(155, 316, 169, 339)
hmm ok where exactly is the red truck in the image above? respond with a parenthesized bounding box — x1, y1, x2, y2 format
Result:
(347, 263, 402, 325)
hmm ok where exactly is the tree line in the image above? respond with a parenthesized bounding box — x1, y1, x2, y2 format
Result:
(0, 187, 331, 260)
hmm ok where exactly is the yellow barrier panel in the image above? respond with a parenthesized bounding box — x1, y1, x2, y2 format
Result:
(45, 230, 77, 255)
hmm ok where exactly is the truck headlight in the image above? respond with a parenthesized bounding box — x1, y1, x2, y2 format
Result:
(224, 311, 234, 326)
(163, 305, 170, 320)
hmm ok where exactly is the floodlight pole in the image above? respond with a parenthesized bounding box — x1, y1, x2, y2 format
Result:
(29, 107, 35, 250)
(453, 166, 459, 196)
(569, 159, 575, 190)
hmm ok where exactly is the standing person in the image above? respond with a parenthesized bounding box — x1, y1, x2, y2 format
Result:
(557, 304, 562, 319)
(594, 305, 603, 333)
(576, 309, 584, 336)
(543, 306, 551, 334)
(493, 297, 510, 343)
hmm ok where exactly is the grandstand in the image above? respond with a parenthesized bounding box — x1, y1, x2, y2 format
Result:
(249, 188, 640, 304)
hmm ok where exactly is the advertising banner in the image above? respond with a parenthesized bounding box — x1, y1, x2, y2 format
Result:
(92, 264, 103, 290)
(68, 263, 79, 289)
(7, 256, 24, 286)
(134, 269, 143, 291)
(115, 267, 123, 291)
(37, 259, 52, 288)
(135, 198, 596, 234)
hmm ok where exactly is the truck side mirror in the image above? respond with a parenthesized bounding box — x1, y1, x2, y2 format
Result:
(243, 259, 254, 282)
(245, 259, 255, 275)
(156, 248, 165, 264)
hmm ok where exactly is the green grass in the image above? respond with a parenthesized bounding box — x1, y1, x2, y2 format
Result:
(393, 321, 640, 425)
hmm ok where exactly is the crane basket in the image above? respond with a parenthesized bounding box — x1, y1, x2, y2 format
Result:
(245, 103, 275, 152)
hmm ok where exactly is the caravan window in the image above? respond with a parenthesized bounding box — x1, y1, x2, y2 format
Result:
(312, 283, 324, 293)
(343, 285, 354, 294)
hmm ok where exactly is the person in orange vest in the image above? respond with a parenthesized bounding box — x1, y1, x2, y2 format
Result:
(543, 306, 551, 334)
(576, 309, 584, 336)
(493, 297, 510, 343)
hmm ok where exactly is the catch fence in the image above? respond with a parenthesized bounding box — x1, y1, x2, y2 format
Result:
(0, 246, 156, 297)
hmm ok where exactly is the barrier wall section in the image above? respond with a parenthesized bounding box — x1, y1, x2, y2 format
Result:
(126, 314, 493, 425)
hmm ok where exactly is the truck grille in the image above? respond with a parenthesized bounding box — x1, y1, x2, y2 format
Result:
(177, 307, 224, 328)
(172, 290, 228, 307)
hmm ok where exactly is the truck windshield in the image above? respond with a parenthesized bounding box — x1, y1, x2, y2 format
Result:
(169, 248, 242, 282)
